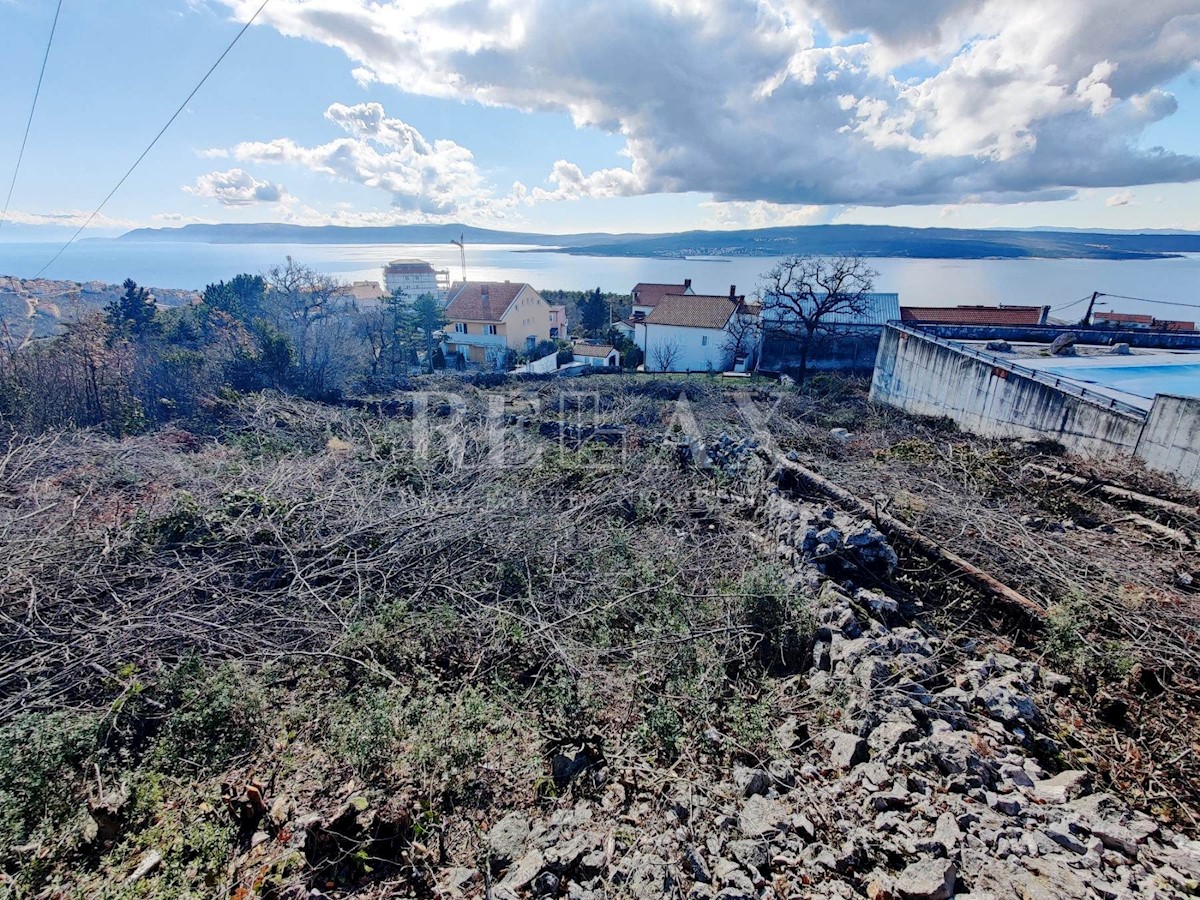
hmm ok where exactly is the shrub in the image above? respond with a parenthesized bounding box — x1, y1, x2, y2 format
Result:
(147, 659, 265, 775)
(738, 564, 812, 673)
(0, 711, 99, 859)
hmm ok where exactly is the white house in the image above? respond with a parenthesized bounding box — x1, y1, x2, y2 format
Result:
(615, 279, 694, 338)
(572, 342, 620, 368)
(638, 287, 762, 373)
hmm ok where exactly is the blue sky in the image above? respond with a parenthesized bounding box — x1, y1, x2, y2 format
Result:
(1, 0, 1198, 237)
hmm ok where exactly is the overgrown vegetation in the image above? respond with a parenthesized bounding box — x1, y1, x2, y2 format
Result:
(1, 367, 1198, 894)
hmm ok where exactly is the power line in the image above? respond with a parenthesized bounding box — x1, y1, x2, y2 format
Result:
(1049, 295, 1094, 311)
(1094, 292, 1200, 312)
(0, 0, 65, 234)
(33, 0, 271, 278)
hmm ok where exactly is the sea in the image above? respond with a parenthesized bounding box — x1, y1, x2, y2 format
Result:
(2, 240, 1199, 323)
(3, 239, 1199, 401)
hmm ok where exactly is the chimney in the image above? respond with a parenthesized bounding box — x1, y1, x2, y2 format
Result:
(683, 278, 692, 291)
(729, 285, 737, 300)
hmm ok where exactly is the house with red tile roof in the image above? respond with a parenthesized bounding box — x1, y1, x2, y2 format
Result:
(442, 281, 555, 368)
(631, 279, 693, 315)
(615, 279, 696, 340)
(636, 285, 762, 372)
(1093, 311, 1195, 331)
(901, 304, 1049, 326)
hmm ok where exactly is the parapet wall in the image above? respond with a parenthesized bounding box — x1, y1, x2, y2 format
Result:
(1135, 395, 1200, 487)
(871, 325, 1200, 487)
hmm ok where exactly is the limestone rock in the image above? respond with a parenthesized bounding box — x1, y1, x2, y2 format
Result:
(895, 857, 956, 900)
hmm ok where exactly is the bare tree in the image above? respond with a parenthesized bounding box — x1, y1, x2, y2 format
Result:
(722, 308, 760, 372)
(262, 257, 354, 396)
(759, 255, 878, 383)
(650, 337, 683, 372)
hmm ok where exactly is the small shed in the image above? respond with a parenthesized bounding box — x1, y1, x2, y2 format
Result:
(572, 343, 620, 368)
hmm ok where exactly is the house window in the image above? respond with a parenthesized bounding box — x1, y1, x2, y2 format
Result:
(701, 335, 709, 346)
(485, 324, 498, 335)
(454, 322, 467, 333)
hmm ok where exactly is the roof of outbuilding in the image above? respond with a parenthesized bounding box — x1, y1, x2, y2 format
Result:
(444, 282, 528, 322)
(1094, 311, 1153, 324)
(1094, 311, 1195, 331)
(901, 304, 1046, 326)
(644, 294, 739, 330)
(573, 343, 617, 358)
(763, 292, 900, 326)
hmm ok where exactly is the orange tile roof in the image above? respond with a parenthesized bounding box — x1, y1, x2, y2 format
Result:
(1094, 312, 1195, 331)
(1094, 311, 1154, 325)
(632, 282, 690, 308)
(573, 343, 617, 358)
(644, 294, 739, 330)
(445, 282, 528, 322)
(901, 305, 1047, 326)
(346, 281, 385, 303)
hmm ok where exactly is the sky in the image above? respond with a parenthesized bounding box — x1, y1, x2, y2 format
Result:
(0, 0, 1198, 238)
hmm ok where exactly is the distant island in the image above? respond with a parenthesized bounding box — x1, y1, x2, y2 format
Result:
(116, 222, 1200, 261)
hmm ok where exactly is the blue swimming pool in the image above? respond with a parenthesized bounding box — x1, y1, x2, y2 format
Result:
(1040, 363, 1200, 402)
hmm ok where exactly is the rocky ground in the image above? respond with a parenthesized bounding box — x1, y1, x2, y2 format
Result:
(0, 274, 198, 344)
(219, 438, 1199, 899)
(3, 380, 1198, 898)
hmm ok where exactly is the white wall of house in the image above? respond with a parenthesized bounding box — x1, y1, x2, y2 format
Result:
(577, 352, 619, 367)
(643, 324, 731, 372)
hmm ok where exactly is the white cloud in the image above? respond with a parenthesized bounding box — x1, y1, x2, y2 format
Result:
(1, 209, 141, 229)
(700, 200, 830, 229)
(529, 160, 643, 202)
(184, 168, 291, 206)
(222, 102, 525, 219)
(1106, 190, 1136, 207)
(211, 0, 1200, 210)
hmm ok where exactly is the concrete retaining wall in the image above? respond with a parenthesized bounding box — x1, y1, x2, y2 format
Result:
(1135, 395, 1200, 487)
(870, 326, 1146, 459)
(871, 325, 1200, 487)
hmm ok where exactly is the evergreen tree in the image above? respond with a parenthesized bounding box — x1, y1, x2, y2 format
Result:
(105, 279, 159, 338)
(579, 286, 608, 333)
(410, 293, 447, 374)
(202, 274, 266, 323)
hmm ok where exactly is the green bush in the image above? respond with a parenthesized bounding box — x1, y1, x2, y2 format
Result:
(0, 710, 99, 859)
(738, 564, 812, 672)
(147, 659, 265, 775)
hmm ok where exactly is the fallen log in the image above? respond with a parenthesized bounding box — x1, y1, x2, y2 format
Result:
(1109, 513, 1196, 548)
(775, 456, 1047, 620)
(1024, 463, 1200, 523)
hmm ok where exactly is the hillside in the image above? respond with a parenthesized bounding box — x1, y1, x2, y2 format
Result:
(2, 376, 1199, 897)
(114, 222, 1200, 260)
(0, 275, 199, 345)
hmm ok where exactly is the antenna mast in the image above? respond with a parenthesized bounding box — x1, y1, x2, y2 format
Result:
(450, 233, 467, 282)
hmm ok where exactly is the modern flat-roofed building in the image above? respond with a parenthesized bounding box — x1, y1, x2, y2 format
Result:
(383, 259, 450, 302)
